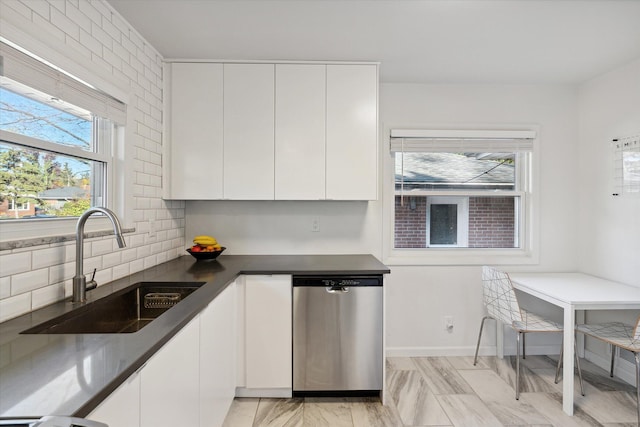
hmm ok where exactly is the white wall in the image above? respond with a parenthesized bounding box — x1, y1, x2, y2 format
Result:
(0, 0, 185, 322)
(578, 59, 640, 287)
(577, 59, 640, 371)
(381, 83, 580, 355)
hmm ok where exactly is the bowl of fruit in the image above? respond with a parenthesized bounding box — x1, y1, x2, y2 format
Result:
(187, 235, 225, 260)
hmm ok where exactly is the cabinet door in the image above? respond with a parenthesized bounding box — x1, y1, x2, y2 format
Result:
(245, 275, 292, 389)
(166, 63, 224, 199)
(87, 372, 140, 427)
(275, 64, 326, 200)
(140, 316, 200, 427)
(223, 64, 275, 199)
(326, 64, 378, 200)
(200, 283, 236, 427)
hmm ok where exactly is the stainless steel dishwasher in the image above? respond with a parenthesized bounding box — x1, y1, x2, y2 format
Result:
(292, 275, 383, 397)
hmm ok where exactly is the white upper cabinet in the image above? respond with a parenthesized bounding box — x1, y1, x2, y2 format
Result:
(163, 61, 378, 201)
(223, 64, 275, 200)
(164, 62, 223, 199)
(326, 64, 378, 200)
(275, 64, 326, 200)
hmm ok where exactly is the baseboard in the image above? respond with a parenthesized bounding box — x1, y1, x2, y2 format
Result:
(584, 349, 636, 386)
(386, 344, 562, 358)
(235, 387, 292, 398)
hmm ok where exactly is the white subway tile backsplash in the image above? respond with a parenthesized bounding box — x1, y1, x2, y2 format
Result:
(143, 254, 157, 269)
(100, 15, 120, 41)
(78, 0, 101, 24)
(94, 267, 112, 285)
(0, 252, 31, 277)
(20, 0, 50, 19)
(102, 251, 122, 268)
(0, 293, 31, 323)
(91, 238, 115, 257)
(0, 277, 11, 300)
(65, 2, 91, 32)
(12, 268, 49, 295)
(31, 10, 66, 42)
(120, 248, 138, 263)
(130, 259, 144, 274)
(79, 28, 102, 55)
(7, 0, 32, 19)
(32, 246, 66, 270)
(32, 283, 65, 310)
(48, 0, 65, 13)
(112, 263, 130, 280)
(129, 234, 145, 248)
(89, 0, 110, 18)
(49, 261, 75, 284)
(50, 6, 79, 40)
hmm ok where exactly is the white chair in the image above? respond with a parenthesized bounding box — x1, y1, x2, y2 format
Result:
(474, 266, 584, 399)
(576, 316, 640, 425)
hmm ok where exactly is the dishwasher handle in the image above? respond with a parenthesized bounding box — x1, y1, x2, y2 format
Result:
(326, 286, 350, 293)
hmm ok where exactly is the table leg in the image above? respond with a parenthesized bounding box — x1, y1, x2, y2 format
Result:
(562, 305, 575, 415)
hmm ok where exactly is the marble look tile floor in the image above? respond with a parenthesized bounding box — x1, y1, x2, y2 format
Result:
(221, 356, 638, 427)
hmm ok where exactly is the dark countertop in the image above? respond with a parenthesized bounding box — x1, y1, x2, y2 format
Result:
(0, 254, 389, 419)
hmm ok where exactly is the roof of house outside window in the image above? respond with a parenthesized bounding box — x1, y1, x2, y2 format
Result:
(395, 153, 515, 190)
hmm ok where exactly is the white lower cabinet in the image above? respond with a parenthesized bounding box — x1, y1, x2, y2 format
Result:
(140, 315, 200, 427)
(87, 371, 141, 427)
(239, 275, 292, 395)
(88, 282, 238, 427)
(200, 282, 237, 427)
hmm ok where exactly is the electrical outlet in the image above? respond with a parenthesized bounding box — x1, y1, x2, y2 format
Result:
(443, 315, 454, 332)
(312, 217, 320, 232)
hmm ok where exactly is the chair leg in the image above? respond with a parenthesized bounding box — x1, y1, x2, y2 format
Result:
(610, 344, 616, 377)
(554, 338, 585, 396)
(516, 331, 521, 400)
(554, 342, 563, 384)
(635, 352, 639, 427)
(473, 316, 490, 366)
(522, 332, 526, 359)
(574, 340, 585, 396)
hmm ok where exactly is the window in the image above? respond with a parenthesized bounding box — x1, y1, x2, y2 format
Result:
(7, 200, 29, 211)
(0, 41, 125, 222)
(390, 129, 535, 256)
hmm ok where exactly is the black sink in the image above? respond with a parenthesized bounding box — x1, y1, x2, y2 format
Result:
(21, 281, 205, 334)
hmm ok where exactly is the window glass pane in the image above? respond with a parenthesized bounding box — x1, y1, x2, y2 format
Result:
(0, 85, 93, 151)
(429, 204, 457, 245)
(394, 195, 520, 249)
(396, 152, 515, 191)
(0, 142, 104, 219)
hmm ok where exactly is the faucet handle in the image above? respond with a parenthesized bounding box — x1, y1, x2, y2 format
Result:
(86, 268, 98, 291)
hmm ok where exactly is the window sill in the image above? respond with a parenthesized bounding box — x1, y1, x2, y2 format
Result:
(384, 248, 539, 266)
(0, 221, 135, 251)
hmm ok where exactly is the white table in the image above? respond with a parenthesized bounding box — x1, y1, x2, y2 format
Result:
(507, 272, 640, 415)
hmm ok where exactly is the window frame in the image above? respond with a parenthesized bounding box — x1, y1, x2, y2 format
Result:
(383, 126, 540, 266)
(0, 38, 131, 242)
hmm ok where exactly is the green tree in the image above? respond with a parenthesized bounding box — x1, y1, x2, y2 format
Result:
(58, 198, 90, 217)
(0, 147, 46, 217)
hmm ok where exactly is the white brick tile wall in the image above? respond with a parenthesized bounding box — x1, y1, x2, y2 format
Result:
(0, 0, 185, 322)
(12, 268, 49, 295)
(0, 252, 32, 277)
(20, 0, 49, 19)
(32, 283, 65, 310)
(31, 247, 66, 270)
(0, 277, 11, 299)
(0, 293, 31, 323)
(78, 0, 101, 24)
